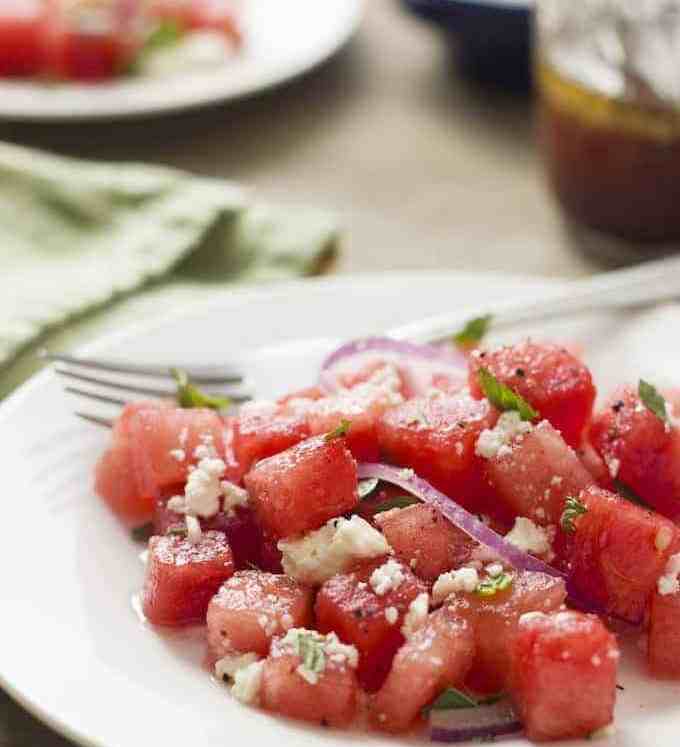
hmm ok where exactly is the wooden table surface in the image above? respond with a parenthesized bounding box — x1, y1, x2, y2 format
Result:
(0, 1, 608, 745)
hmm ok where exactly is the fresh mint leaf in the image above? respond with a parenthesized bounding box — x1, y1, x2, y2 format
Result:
(477, 367, 539, 421)
(476, 573, 513, 597)
(560, 496, 588, 533)
(324, 419, 352, 442)
(423, 688, 504, 714)
(639, 379, 668, 424)
(454, 315, 493, 348)
(358, 478, 379, 499)
(172, 368, 230, 411)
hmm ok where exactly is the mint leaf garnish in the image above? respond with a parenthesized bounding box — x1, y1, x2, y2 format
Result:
(454, 315, 492, 348)
(639, 379, 668, 424)
(478, 367, 539, 421)
(372, 495, 420, 514)
(324, 419, 351, 441)
(561, 496, 587, 533)
(171, 369, 230, 411)
(424, 687, 503, 714)
(476, 573, 513, 597)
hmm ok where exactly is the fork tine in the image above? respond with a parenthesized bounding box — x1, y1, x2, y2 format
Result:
(41, 350, 243, 385)
(75, 412, 114, 428)
(65, 386, 129, 407)
(55, 366, 252, 403)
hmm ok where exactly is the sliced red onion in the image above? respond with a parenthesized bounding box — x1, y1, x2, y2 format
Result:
(357, 463, 565, 579)
(320, 336, 467, 394)
(430, 699, 522, 743)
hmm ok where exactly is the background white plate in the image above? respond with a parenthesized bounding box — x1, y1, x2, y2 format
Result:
(2, 271, 680, 747)
(0, 0, 362, 122)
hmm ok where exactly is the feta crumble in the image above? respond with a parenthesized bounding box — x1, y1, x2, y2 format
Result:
(231, 660, 264, 705)
(401, 592, 429, 637)
(485, 563, 504, 578)
(605, 457, 621, 479)
(214, 652, 260, 682)
(169, 448, 186, 462)
(655, 525, 674, 552)
(278, 515, 390, 585)
(185, 515, 202, 545)
(658, 553, 680, 596)
(278, 629, 358, 685)
(475, 411, 533, 459)
(222, 481, 249, 515)
(432, 567, 479, 604)
(370, 559, 405, 596)
(167, 456, 226, 518)
(505, 517, 552, 556)
(385, 606, 399, 625)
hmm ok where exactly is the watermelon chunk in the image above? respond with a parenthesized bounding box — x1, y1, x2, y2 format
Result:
(261, 631, 359, 727)
(371, 607, 475, 732)
(484, 420, 594, 526)
(375, 504, 478, 582)
(244, 435, 358, 538)
(448, 570, 567, 693)
(648, 587, 680, 678)
(590, 387, 680, 521)
(207, 571, 314, 658)
(509, 610, 618, 741)
(568, 486, 679, 623)
(0, 1, 47, 77)
(95, 402, 226, 526)
(142, 531, 234, 626)
(377, 393, 498, 512)
(315, 558, 428, 691)
(469, 341, 596, 447)
(232, 402, 310, 474)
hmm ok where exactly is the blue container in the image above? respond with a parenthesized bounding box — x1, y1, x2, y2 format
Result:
(402, 0, 532, 89)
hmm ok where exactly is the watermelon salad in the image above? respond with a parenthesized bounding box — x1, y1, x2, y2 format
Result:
(93, 322, 680, 742)
(0, 0, 241, 82)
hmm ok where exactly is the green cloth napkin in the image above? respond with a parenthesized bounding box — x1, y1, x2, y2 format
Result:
(0, 141, 339, 397)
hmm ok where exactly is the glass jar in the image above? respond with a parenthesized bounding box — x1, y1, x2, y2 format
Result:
(535, 1, 680, 245)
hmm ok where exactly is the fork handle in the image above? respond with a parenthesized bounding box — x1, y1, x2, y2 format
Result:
(388, 254, 680, 344)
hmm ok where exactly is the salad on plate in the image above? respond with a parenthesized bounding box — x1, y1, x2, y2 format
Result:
(92, 321, 680, 742)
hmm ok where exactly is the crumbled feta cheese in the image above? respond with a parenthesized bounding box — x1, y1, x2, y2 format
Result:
(215, 652, 260, 682)
(550, 475, 563, 486)
(475, 411, 533, 459)
(655, 525, 674, 552)
(455, 442, 464, 456)
(398, 468, 415, 481)
(169, 448, 186, 462)
(167, 456, 226, 518)
(339, 363, 405, 408)
(505, 517, 552, 556)
(401, 592, 429, 637)
(370, 559, 405, 596)
(432, 567, 479, 604)
(279, 515, 390, 585)
(485, 563, 504, 578)
(519, 611, 546, 626)
(222, 481, 249, 515)
(324, 634, 359, 669)
(658, 553, 680, 596)
(194, 432, 218, 460)
(591, 654, 602, 667)
(185, 515, 202, 545)
(231, 660, 264, 705)
(606, 457, 620, 479)
(179, 427, 189, 447)
(385, 607, 398, 625)
(278, 628, 358, 685)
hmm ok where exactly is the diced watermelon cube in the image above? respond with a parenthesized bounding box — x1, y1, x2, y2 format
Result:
(207, 571, 314, 658)
(469, 341, 596, 447)
(0, 1, 47, 77)
(448, 570, 567, 693)
(261, 632, 359, 727)
(377, 393, 498, 512)
(232, 403, 310, 474)
(142, 531, 234, 626)
(590, 387, 680, 521)
(315, 558, 428, 691)
(567, 486, 679, 624)
(484, 420, 594, 526)
(244, 435, 358, 538)
(95, 402, 226, 526)
(648, 589, 680, 678)
(509, 610, 618, 741)
(371, 607, 475, 732)
(375, 504, 478, 581)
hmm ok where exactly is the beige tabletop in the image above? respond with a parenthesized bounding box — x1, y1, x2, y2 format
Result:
(0, 1, 604, 745)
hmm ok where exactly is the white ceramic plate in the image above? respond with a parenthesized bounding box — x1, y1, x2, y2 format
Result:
(2, 271, 680, 747)
(0, 0, 362, 122)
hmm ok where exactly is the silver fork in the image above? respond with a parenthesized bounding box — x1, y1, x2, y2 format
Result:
(49, 252, 680, 427)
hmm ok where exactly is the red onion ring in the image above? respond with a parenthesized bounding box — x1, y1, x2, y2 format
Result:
(320, 337, 467, 393)
(429, 699, 522, 743)
(357, 462, 565, 579)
